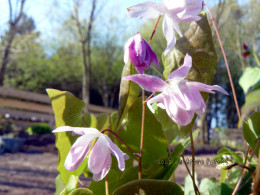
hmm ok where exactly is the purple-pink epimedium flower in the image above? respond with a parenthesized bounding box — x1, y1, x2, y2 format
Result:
(124, 54, 228, 126)
(127, 0, 204, 55)
(124, 32, 159, 74)
(52, 126, 129, 181)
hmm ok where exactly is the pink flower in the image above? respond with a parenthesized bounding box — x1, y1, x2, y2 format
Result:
(124, 54, 228, 126)
(127, 0, 204, 55)
(124, 32, 159, 74)
(53, 126, 129, 181)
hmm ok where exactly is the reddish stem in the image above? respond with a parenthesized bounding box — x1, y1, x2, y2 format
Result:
(149, 15, 161, 44)
(144, 92, 156, 103)
(101, 129, 139, 158)
(204, 3, 241, 121)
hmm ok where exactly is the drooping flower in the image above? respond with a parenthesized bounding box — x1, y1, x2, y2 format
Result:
(127, 0, 204, 55)
(124, 54, 228, 126)
(53, 126, 129, 181)
(124, 32, 159, 74)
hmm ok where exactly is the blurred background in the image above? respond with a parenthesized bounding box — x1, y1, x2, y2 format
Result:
(0, 0, 259, 194)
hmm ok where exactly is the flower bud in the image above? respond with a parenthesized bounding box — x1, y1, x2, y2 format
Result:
(124, 32, 159, 74)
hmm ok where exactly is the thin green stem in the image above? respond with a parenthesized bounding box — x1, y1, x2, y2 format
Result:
(190, 131, 200, 195)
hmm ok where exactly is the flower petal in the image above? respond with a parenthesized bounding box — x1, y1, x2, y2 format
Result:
(147, 93, 165, 113)
(127, 2, 165, 20)
(188, 82, 229, 95)
(103, 134, 128, 171)
(52, 126, 100, 136)
(124, 74, 167, 92)
(88, 135, 110, 174)
(65, 133, 99, 171)
(177, 0, 203, 21)
(163, 15, 176, 56)
(147, 44, 160, 70)
(163, 91, 194, 126)
(124, 37, 134, 65)
(92, 151, 111, 181)
(168, 54, 192, 80)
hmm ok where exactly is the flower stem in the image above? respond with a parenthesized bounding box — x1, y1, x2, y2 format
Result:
(190, 131, 200, 195)
(181, 154, 200, 194)
(204, 3, 241, 121)
(148, 15, 161, 44)
(105, 176, 109, 195)
(138, 88, 146, 179)
(138, 15, 162, 180)
(101, 129, 140, 158)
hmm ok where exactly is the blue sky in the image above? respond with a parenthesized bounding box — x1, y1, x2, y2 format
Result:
(0, 0, 247, 42)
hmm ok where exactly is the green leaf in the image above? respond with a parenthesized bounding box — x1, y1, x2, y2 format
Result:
(243, 112, 260, 156)
(162, 12, 217, 136)
(113, 179, 184, 195)
(241, 89, 260, 124)
(142, 144, 184, 180)
(69, 188, 93, 195)
(96, 113, 109, 130)
(116, 62, 140, 130)
(47, 89, 96, 185)
(220, 183, 233, 195)
(89, 169, 119, 195)
(55, 174, 65, 195)
(61, 175, 78, 195)
(239, 67, 260, 94)
(199, 178, 221, 195)
(184, 173, 198, 195)
(119, 97, 168, 166)
(219, 169, 228, 184)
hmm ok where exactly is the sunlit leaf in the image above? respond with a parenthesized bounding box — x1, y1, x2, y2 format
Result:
(239, 67, 260, 94)
(47, 89, 97, 185)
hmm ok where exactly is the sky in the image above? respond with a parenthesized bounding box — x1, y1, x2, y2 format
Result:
(0, 0, 248, 45)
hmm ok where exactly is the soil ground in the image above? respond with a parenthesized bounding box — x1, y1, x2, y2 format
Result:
(0, 136, 221, 195)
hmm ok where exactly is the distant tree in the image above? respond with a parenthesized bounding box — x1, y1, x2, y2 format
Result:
(0, 0, 26, 85)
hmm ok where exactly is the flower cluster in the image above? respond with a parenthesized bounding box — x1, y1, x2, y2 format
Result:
(53, 0, 228, 184)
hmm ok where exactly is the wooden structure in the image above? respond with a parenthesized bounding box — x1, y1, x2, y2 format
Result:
(0, 87, 115, 129)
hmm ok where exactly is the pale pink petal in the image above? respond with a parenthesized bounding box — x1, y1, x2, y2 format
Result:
(124, 74, 167, 92)
(163, 15, 176, 56)
(64, 133, 99, 171)
(188, 82, 229, 95)
(171, 19, 182, 36)
(103, 134, 128, 171)
(163, 91, 194, 126)
(168, 54, 192, 80)
(180, 84, 205, 114)
(177, 0, 203, 21)
(52, 126, 100, 136)
(127, 2, 166, 20)
(147, 93, 165, 113)
(88, 135, 110, 174)
(92, 152, 111, 181)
